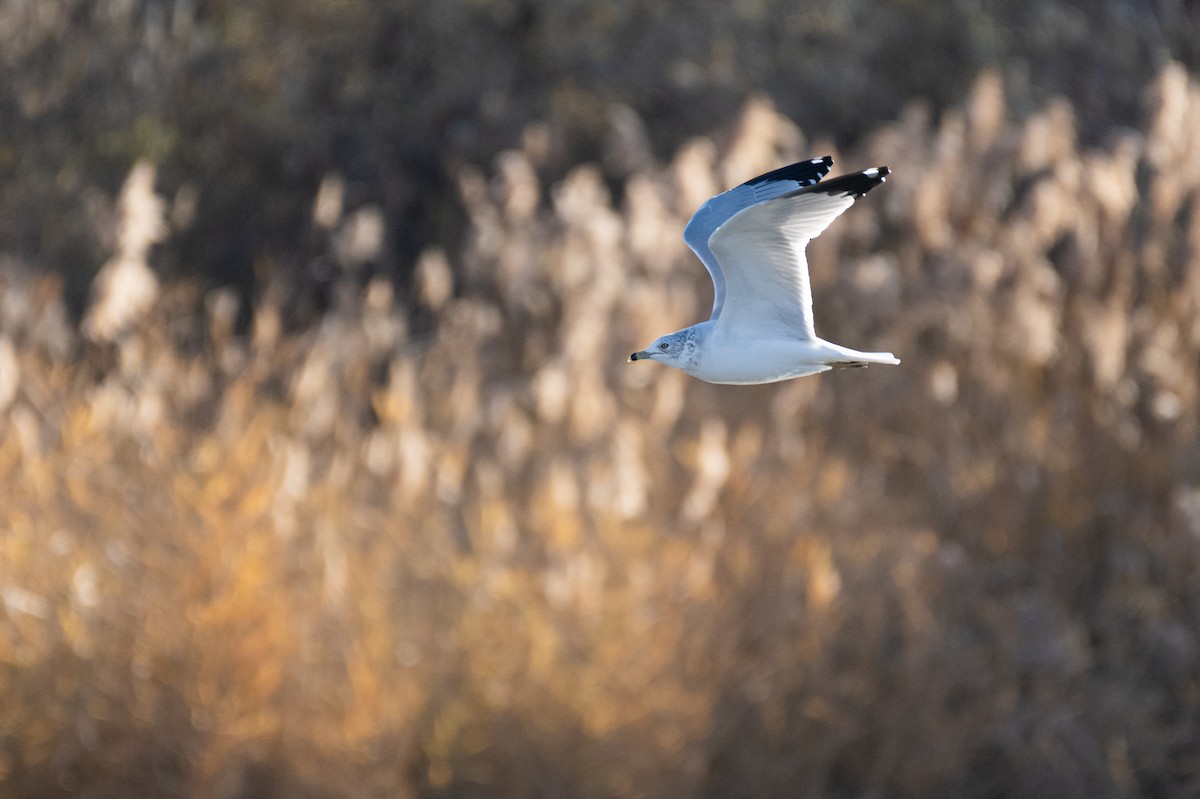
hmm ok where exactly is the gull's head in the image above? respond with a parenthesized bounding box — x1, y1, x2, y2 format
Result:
(629, 331, 689, 365)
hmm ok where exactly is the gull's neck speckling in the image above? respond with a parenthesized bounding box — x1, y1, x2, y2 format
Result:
(674, 321, 712, 374)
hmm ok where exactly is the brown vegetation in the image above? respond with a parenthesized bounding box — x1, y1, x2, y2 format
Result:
(4, 58, 1200, 798)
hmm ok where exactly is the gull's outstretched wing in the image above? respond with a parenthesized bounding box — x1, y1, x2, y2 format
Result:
(683, 157, 833, 320)
(707, 167, 889, 341)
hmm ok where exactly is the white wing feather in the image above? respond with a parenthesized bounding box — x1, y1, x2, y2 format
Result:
(707, 191, 857, 341)
(683, 158, 832, 319)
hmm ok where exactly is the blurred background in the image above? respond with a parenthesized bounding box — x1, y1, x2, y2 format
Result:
(3, 1, 1200, 796)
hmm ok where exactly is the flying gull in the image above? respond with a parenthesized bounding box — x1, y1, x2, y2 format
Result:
(630, 157, 899, 383)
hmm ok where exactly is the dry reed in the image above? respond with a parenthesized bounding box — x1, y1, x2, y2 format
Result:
(3, 66, 1200, 798)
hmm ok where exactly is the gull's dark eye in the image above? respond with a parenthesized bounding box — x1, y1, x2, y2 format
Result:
(660, 342, 669, 351)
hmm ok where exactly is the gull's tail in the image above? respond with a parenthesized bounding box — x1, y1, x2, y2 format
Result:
(821, 344, 901, 368)
(854, 351, 901, 366)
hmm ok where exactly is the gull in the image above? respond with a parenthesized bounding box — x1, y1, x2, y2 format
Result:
(630, 157, 899, 383)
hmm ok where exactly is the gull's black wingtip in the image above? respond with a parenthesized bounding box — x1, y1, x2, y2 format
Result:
(743, 156, 834, 189)
(801, 165, 890, 198)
